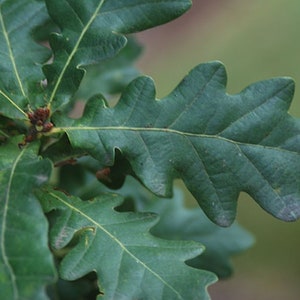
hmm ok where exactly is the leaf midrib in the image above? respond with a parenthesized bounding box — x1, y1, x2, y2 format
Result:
(48, 0, 105, 107)
(0, 147, 26, 299)
(0, 6, 26, 98)
(49, 191, 185, 299)
(56, 126, 299, 155)
(0, 90, 27, 117)
(0, 5, 27, 117)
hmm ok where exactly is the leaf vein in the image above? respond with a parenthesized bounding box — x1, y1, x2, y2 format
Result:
(0, 90, 27, 117)
(64, 0, 85, 28)
(217, 81, 292, 136)
(48, 0, 105, 107)
(167, 64, 222, 129)
(0, 6, 26, 99)
(50, 191, 184, 299)
(58, 126, 300, 156)
(0, 147, 26, 299)
(186, 137, 224, 209)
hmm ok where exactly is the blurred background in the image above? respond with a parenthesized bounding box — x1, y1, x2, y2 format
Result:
(136, 0, 300, 299)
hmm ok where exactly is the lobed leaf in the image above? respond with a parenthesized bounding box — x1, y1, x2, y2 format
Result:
(74, 37, 143, 100)
(38, 189, 217, 300)
(133, 188, 254, 278)
(59, 171, 254, 278)
(0, 137, 56, 299)
(55, 61, 300, 226)
(44, 0, 192, 112)
(0, 0, 51, 119)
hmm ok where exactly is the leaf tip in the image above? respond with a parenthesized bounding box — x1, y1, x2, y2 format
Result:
(276, 200, 300, 222)
(209, 209, 236, 227)
(190, 61, 228, 88)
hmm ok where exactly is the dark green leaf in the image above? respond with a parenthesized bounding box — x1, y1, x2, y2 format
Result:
(55, 62, 300, 226)
(0, 0, 51, 119)
(39, 189, 217, 300)
(134, 188, 254, 278)
(44, 0, 192, 112)
(41, 133, 83, 166)
(0, 137, 56, 299)
(101, 177, 254, 278)
(74, 37, 143, 100)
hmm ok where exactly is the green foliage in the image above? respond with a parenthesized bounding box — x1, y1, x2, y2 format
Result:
(0, 0, 51, 119)
(125, 186, 255, 278)
(74, 37, 143, 100)
(43, 0, 192, 112)
(0, 137, 56, 299)
(39, 189, 216, 299)
(57, 63, 300, 226)
(0, 0, 299, 299)
(110, 180, 254, 279)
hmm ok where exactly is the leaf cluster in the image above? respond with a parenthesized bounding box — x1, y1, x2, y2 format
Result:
(0, 1, 299, 299)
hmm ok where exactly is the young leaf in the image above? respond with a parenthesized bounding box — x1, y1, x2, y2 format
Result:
(44, 0, 192, 112)
(39, 189, 217, 300)
(0, 137, 56, 299)
(0, 0, 51, 119)
(55, 61, 300, 226)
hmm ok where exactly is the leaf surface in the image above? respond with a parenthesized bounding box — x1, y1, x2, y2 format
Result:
(39, 189, 217, 300)
(0, 137, 56, 299)
(134, 188, 254, 278)
(74, 37, 143, 100)
(0, 0, 51, 119)
(56, 61, 300, 226)
(58, 171, 254, 278)
(44, 0, 192, 111)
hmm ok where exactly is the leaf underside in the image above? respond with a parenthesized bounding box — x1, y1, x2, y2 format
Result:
(39, 189, 217, 300)
(0, 137, 55, 299)
(57, 61, 300, 226)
